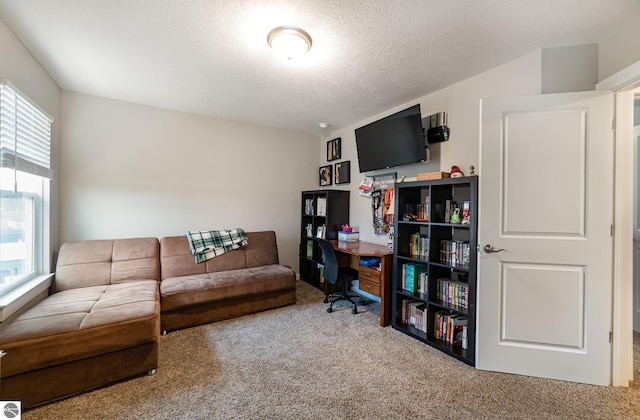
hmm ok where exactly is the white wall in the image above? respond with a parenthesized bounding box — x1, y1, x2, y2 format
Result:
(60, 92, 318, 269)
(321, 50, 543, 246)
(542, 44, 599, 93)
(599, 14, 640, 81)
(0, 18, 61, 269)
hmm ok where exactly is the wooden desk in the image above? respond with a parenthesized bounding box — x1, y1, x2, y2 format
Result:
(329, 240, 393, 327)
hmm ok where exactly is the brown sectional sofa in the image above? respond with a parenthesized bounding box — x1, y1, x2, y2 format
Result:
(160, 231, 297, 332)
(0, 237, 161, 409)
(0, 230, 296, 408)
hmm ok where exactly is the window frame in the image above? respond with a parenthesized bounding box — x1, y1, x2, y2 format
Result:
(0, 188, 42, 295)
(0, 79, 52, 309)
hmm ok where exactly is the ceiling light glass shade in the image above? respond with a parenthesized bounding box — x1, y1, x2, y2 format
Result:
(267, 26, 312, 59)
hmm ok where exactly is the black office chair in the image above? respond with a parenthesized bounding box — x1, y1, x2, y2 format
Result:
(315, 238, 363, 314)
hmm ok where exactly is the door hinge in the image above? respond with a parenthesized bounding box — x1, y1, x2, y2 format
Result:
(611, 224, 614, 237)
(612, 118, 616, 130)
(610, 331, 613, 343)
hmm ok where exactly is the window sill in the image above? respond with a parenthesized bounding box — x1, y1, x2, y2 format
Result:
(0, 274, 53, 322)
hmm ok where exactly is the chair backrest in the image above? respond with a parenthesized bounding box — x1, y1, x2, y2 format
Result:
(315, 238, 339, 285)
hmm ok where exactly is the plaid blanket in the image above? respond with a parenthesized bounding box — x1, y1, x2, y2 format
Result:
(186, 228, 248, 263)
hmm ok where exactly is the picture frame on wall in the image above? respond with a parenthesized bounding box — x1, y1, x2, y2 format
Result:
(334, 161, 351, 184)
(319, 165, 332, 186)
(327, 137, 341, 161)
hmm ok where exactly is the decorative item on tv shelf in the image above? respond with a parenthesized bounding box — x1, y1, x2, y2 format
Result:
(327, 137, 341, 161)
(334, 161, 351, 184)
(450, 165, 465, 178)
(319, 165, 332, 186)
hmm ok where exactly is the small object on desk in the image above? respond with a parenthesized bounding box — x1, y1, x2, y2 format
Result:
(338, 230, 359, 242)
(341, 224, 353, 232)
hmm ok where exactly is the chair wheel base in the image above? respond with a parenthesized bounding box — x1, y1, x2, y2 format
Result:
(327, 307, 333, 313)
(352, 308, 357, 314)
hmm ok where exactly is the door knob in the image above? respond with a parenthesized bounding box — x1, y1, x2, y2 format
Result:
(484, 244, 506, 253)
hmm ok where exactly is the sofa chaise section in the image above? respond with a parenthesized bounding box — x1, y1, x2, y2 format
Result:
(0, 237, 161, 408)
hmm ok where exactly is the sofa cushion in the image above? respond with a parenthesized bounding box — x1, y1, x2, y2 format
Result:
(0, 280, 160, 378)
(55, 237, 160, 292)
(160, 231, 281, 279)
(160, 265, 296, 311)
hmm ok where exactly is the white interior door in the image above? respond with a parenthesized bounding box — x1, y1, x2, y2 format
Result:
(478, 91, 614, 386)
(634, 125, 640, 332)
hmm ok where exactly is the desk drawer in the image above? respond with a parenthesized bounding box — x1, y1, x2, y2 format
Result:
(358, 266, 381, 284)
(359, 278, 380, 297)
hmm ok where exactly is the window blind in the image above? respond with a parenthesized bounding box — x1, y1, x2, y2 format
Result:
(0, 79, 53, 179)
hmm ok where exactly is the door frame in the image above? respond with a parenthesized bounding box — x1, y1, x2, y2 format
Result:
(596, 60, 640, 386)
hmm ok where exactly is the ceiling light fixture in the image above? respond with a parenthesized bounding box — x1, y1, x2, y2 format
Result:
(267, 26, 312, 59)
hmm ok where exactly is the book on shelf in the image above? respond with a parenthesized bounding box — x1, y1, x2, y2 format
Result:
(444, 314, 460, 343)
(306, 240, 313, 258)
(444, 199, 452, 223)
(434, 310, 445, 340)
(461, 200, 471, 225)
(402, 262, 428, 294)
(415, 304, 426, 332)
(408, 301, 423, 327)
(436, 278, 469, 309)
(439, 240, 470, 267)
(418, 270, 428, 295)
(461, 325, 468, 349)
(409, 233, 429, 259)
(400, 299, 427, 333)
(316, 197, 327, 216)
(304, 198, 314, 215)
(416, 196, 429, 221)
(432, 311, 467, 344)
(451, 316, 468, 346)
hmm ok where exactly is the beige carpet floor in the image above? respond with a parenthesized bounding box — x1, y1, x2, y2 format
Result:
(24, 280, 640, 419)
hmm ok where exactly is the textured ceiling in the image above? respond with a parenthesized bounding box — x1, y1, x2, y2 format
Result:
(1, 0, 640, 135)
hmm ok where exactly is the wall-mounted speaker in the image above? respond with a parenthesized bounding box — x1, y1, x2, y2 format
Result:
(423, 111, 450, 144)
(427, 125, 450, 143)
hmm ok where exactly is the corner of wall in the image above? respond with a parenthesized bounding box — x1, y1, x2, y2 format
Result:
(542, 44, 599, 93)
(599, 14, 640, 81)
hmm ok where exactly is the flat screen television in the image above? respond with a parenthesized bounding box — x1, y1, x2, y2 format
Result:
(355, 104, 425, 173)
